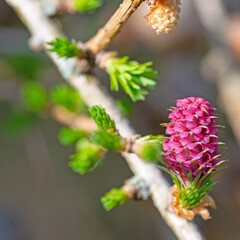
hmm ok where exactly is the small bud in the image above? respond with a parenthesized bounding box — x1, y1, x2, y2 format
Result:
(101, 188, 128, 211)
(101, 176, 151, 211)
(146, 0, 181, 34)
(134, 135, 164, 162)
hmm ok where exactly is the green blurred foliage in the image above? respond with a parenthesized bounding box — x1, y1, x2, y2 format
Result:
(50, 84, 87, 113)
(22, 82, 47, 112)
(2, 53, 44, 137)
(5, 109, 37, 137)
(3, 54, 43, 80)
(58, 127, 87, 145)
(115, 98, 134, 116)
(73, 0, 102, 13)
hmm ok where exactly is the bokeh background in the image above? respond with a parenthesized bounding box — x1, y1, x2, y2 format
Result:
(1, 0, 240, 239)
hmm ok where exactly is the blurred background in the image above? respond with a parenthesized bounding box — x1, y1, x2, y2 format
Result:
(0, 0, 240, 239)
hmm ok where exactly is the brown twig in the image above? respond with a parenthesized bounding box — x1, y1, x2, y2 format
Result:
(49, 106, 151, 158)
(85, 0, 144, 55)
(49, 106, 151, 157)
(50, 106, 97, 133)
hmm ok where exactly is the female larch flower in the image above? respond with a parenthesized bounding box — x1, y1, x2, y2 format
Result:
(146, 0, 181, 34)
(162, 97, 224, 220)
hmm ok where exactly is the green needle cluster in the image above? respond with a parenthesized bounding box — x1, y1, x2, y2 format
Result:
(47, 36, 82, 59)
(89, 105, 125, 151)
(105, 56, 158, 102)
(69, 139, 103, 175)
(89, 105, 116, 131)
(179, 178, 217, 209)
(159, 160, 225, 209)
(58, 127, 103, 175)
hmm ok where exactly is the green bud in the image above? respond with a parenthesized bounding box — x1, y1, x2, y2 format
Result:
(141, 143, 161, 162)
(101, 188, 128, 211)
(137, 135, 164, 162)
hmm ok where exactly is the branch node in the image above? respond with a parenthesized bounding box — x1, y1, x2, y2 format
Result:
(28, 35, 43, 52)
(95, 51, 117, 69)
(124, 175, 151, 200)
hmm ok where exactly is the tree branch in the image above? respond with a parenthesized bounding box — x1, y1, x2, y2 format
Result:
(4, 0, 204, 239)
(85, 0, 144, 55)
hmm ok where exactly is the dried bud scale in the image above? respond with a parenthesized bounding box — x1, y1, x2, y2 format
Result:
(146, 0, 181, 34)
(170, 185, 216, 220)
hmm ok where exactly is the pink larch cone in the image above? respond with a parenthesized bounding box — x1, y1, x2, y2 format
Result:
(163, 97, 221, 183)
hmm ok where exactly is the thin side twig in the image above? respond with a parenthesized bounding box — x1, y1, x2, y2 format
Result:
(4, 0, 204, 239)
(50, 106, 97, 133)
(85, 0, 144, 55)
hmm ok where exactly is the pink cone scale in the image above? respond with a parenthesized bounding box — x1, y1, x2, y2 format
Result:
(163, 97, 221, 183)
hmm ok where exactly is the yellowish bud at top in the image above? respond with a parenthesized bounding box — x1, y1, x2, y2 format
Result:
(146, 0, 181, 34)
